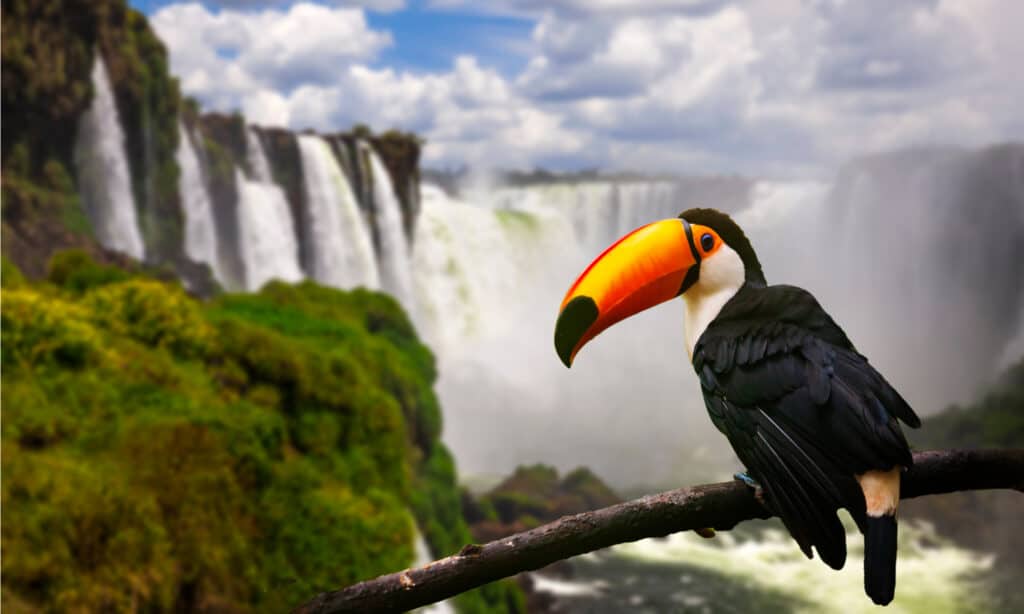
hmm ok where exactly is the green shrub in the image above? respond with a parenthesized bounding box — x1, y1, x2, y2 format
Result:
(1, 288, 103, 368)
(47, 250, 130, 293)
(85, 279, 213, 358)
(2, 270, 524, 612)
(2, 257, 26, 288)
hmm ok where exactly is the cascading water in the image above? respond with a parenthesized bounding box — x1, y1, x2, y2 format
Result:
(411, 527, 456, 614)
(364, 141, 415, 305)
(415, 156, 1023, 484)
(481, 181, 684, 250)
(412, 184, 571, 352)
(234, 167, 304, 291)
(73, 55, 146, 259)
(735, 156, 1024, 412)
(176, 121, 223, 281)
(418, 181, 719, 484)
(297, 135, 380, 290)
(543, 519, 994, 613)
(246, 128, 275, 183)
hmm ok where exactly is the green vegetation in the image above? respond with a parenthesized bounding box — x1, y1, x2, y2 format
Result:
(495, 209, 541, 233)
(476, 464, 621, 528)
(1, 254, 522, 613)
(914, 358, 1024, 449)
(904, 358, 1024, 614)
(2, 0, 188, 265)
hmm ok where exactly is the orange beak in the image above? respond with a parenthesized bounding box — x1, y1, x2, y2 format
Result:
(554, 218, 701, 367)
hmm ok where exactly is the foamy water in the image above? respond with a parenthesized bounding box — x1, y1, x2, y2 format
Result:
(536, 519, 994, 613)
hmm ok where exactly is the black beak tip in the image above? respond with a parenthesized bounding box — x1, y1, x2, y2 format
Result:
(554, 295, 599, 369)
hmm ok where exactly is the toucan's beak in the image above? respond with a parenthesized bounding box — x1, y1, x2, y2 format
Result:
(554, 218, 701, 367)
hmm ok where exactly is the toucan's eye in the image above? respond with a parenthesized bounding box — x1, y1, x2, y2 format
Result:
(700, 233, 715, 252)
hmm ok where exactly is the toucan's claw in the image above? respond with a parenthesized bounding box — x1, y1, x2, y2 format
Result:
(734, 471, 766, 505)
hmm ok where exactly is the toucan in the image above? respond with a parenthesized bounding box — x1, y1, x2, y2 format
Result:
(554, 208, 921, 606)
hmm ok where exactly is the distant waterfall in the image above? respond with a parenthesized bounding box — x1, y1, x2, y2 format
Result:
(297, 135, 379, 290)
(234, 166, 303, 291)
(176, 121, 222, 281)
(737, 161, 1024, 412)
(412, 184, 570, 352)
(73, 55, 145, 259)
(416, 162, 1023, 484)
(483, 181, 682, 249)
(246, 128, 274, 183)
(364, 142, 414, 304)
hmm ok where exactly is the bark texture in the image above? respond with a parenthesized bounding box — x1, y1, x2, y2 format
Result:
(293, 448, 1024, 614)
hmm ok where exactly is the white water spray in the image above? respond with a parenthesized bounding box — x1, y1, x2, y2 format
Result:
(411, 526, 456, 614)
(73, 55, 145, 259)
(364, 141, 415, 305)
(297, 135, 380, 290)
(246, 128, 275, 183)
(234, 168, 304, 291)
(176, 121, 222, 281)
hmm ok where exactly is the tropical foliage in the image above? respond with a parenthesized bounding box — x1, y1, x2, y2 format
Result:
(1, 253, 523, 613)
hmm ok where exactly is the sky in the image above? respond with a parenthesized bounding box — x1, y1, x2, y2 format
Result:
(131, 0, 1024, 176)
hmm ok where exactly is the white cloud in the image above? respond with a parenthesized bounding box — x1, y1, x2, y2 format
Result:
(152, 2, 391, 124)
(205, 0, 405, 10)
(154, 0, 1024, 175)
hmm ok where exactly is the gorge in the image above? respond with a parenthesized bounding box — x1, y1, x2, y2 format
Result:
(3, 1, 1023, 612)
(24, 49, 1024, 486)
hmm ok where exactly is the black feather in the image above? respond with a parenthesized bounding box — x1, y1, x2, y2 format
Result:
(864, 515, 898, 605)
(692, 283, 919, 598)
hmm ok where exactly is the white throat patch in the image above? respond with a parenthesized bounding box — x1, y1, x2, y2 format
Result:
(683, 243, 745, 360)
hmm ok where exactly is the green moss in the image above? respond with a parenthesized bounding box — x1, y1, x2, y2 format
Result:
(1, 288, 105, 369)
(476, 463, 621, 526)
(2, 257, 26, 288)
(495, 209, 541, 233)
(915, 358, 1024, 449)
(47, 249, 131, 293)
(85, 279, 214, 359)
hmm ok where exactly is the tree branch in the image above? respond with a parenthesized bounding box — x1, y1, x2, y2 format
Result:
(293, 448, 1024, 614)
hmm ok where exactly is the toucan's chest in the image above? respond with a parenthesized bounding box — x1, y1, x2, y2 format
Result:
(683, 286, 742, 360)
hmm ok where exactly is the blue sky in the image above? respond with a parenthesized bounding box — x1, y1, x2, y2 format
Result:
(130, 1, 535, 75)
(132, 1, 1023, 175)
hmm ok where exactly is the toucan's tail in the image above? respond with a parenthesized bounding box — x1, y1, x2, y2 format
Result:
(864, 514, 898, 605)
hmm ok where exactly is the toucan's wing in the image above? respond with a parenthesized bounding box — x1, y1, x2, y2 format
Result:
(693, 284, 920, 568)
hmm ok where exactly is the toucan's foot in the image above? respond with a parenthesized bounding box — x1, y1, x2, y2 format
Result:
(734, 471, 765, 505)
(733, 471, 759, 488)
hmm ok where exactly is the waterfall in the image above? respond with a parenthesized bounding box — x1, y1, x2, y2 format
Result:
(415, 159, 1023, 484)
(73, 54, 145, 259)
(176, 121, 222, 281)
(480, 181, 684, 250)
(417, 182, 713, 484)
(245, 128, 274, 183)
(296, 135, 380, 290)
(412, 184, 570, 352)
(554, 519, 993, 613)
(735, 164, 1023, 412)
(364, 141, 414, 305)
(234, 168, 304, 291)
(411, 527, 456, 614)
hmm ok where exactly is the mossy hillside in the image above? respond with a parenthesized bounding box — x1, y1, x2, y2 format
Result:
(2, 0, 104, 276)
(913, 358, 1024, 449)
(903, 358, 1024, 614)
(95, 4, 184, 262)
(2, 0, 184, 268)
(465, 464, 621, 545)
(1, 255, 523, 613)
